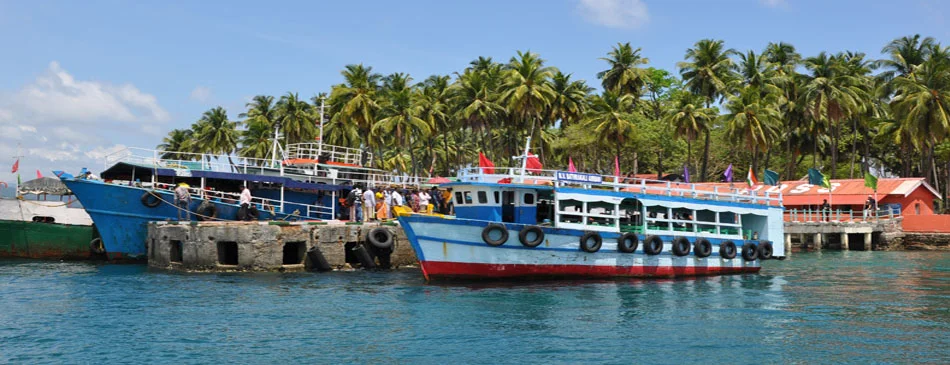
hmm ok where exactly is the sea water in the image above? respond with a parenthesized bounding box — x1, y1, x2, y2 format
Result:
(1, 251, 947, 364)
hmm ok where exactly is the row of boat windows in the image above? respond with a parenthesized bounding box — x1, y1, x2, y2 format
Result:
(455, 191, 535, 206)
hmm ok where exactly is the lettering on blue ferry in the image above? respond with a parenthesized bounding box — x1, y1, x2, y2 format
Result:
(556, 171, 603, 184)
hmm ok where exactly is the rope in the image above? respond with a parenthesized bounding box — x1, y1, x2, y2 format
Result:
(148, 190, 233, 222)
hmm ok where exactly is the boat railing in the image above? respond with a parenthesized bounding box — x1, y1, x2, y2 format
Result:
(286, 143, 371, 167)
(150, 182, 333, 219)
(105, 147, 280, 175)
(456, 167, 783, 207)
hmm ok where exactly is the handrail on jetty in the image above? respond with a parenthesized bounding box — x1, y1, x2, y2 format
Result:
(456, 167, 783, 207)
(784, 207, 901, 223)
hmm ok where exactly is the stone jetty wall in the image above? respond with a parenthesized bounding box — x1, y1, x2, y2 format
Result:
(147, 221, 416, 272)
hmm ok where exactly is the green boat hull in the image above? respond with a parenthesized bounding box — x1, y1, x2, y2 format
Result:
(0, 219, 96, 259)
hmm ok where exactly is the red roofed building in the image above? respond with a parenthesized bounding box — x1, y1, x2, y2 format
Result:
(772, 178, 940, 216)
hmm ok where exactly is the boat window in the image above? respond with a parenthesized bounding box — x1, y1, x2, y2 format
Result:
(477, 191, 488, 204)
(493, 191, 499, 204)
(463, 191, 473, 204)
(559, 199, 582, 212)
(524, 193, 534, 205)
(455, 192, 463, 205)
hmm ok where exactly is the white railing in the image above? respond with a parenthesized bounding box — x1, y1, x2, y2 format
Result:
(286, 143, 371, 167)
(457, 167, 783, 207)
(150, 182, 333, 219)
(104, 147, 279, 175)
(785, 207, 900, 223)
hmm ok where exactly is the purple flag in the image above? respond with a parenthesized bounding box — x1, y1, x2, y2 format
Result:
(724, 164, 733, 182)
(684, 164, 690, 183)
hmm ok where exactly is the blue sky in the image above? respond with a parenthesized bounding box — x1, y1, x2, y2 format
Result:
(0, 0, 947, 184)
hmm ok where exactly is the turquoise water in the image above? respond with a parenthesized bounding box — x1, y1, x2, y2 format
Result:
(1, 252, 947, 364)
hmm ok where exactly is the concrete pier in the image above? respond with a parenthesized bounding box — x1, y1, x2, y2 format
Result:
(147, 221, 416, 272)
(784, 218, 903, 252)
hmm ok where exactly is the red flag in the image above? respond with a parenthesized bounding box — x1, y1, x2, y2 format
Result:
(36, 170, 42, 179)
(478, 152, 495, 174)
(526, 153, 542, 173)
(614, 155, 620, 177)
(568, 157, 577, 172)
(11, 159, 18, 173)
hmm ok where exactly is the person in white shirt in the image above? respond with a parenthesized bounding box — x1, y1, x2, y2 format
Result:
(391, 189, 404, 214)
(383, 188, 394, 218)
(362, 187, 376, 222)
(418, 190, 431, 214)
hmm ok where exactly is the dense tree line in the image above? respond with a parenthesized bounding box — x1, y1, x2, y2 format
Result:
(159, 35, 950, 205)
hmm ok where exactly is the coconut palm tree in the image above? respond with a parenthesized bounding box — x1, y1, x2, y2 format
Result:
(890, 51, 950, 186)
(274, 92, 315, 145)
(238, 119, 273, 163)
(451, 68, 505, 157)
(678, 39, 738, 181)
(417, 75, 453, 175)
(597, 42, 650, 97)
(548, 71, 591, 128)
(193, 107, 239, 168)
(877, 34, 938, 83)
(665, 91, 715, 173)
(239, 95, 277, 129)
(329, 64, 382, 139)
(157, 129, 195, 160)
(722, 87, 782, 171)
(501, 51, 556, 146)
(584, 91, 638, 162)
(374, 75, 431, 175)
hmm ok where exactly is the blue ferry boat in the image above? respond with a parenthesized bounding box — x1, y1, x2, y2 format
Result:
(396, 142, 785, 280)
(62, 142, 404, 261)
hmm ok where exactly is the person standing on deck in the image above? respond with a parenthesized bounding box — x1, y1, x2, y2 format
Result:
(174, 183, 191, 221)
(418, 189, 431, 214)
(239, 186, 253, 221)
(383, 188, 393, 219)
(392, 188, 405, 210)
(362, 187, 376, 222)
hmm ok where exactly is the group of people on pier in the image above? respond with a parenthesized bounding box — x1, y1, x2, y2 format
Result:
(342, 185, 452, 222)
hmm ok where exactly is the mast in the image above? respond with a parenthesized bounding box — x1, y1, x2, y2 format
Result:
(318, 96, 325, 158)
(519, 136, 531, 183)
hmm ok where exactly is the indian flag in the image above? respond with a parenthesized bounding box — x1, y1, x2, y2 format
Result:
(746, 166, 759, 187)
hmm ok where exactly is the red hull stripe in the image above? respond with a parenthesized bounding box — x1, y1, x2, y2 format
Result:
(421, 261, 760, 279)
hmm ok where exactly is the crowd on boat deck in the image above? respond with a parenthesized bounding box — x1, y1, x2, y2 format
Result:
(340, 185, 453, 222)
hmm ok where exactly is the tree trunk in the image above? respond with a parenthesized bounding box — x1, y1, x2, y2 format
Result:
(656, 150, 663, 179)
(862, 120, 872, 175)
(633, 151, 639, 176)
(849, 117, 858, 178)
(700, 131, 711, 182)
(443, 129, 450, 176)
(830, 122, 838, 179)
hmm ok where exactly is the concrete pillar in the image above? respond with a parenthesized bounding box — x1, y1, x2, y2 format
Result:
(799, 233, 807, 249)
(864, 232, 872, 251)
(840, 232, 849, 251)
(814, 233, 823, 250)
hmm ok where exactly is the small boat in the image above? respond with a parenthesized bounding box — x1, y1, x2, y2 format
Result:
(396, 139, 785, 281)
(0, 177, 97, 259)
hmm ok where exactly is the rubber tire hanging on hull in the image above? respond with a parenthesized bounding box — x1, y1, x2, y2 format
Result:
(672, 237, 691, 256)
(196, 202, 217, 221)
(367, 227, 394, 250)
(741, 243, 759, 261)
(694, 238, 712, 258)
(141, 191, 161, 208)
(719, 241, 737, 259)
(617, 232, 639, 253)
(643, 235, 663, 255)
(757, 240, 773, 260)
(481, 224, 508, 246)
(518, 226, 544, 248)
(89, 238, 105, 255)
(579, 231, 602, 253)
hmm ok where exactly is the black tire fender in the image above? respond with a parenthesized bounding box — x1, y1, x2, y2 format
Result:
(694, 238, 712, 258)
(196, 202, 218, 221)
(579, 231, 602, 253)
(672, 236, 691, 257)
(481, 223, 508, 246)
(757, 240, 773, 260)
(719, 241, 737, 259)
(90, 238, 105, 255)
(741, 242, 759, 261)
(141, 191, 161, 208)
(367, 227, 394, 250)
(518, 226, 544, 248)
(617, 232, 639, 253)
(643, 235, 663, 255)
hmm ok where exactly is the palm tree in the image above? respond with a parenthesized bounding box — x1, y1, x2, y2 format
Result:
(548, 71, 591, 128)
(275, 92, 315, 145)
(239, 95, 277, 129)
(665, 91, 715, 173)
(877, 34, 937, 84)
(193, 107, 239, 168)
(329, 64, 382, 140)
(722, 87, 781, 171)
(678, 39, 738, 181)
(801, 52, 868, 177)
(417, 75, 453, 175)
(501, 51, 556, 151)
(157, 129, 194, 160)
(374, 74, 431, 175)
(584, 91, 638, 163)
(597, 42, 650, 97)
(890, 52, 950, 187)
(764, 42, 805, 177)
(239, 119, 273, 163)
(451, 68, 505, 157)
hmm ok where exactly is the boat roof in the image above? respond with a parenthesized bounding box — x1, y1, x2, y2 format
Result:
(101, 162, 349, 192)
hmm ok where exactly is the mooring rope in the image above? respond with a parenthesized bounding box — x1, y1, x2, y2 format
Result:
(147, 190, 309, 223)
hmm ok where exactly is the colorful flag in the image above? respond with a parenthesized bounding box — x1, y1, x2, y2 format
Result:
(36, 170, 42, 179)
(864, 172, 878, 191)
(614, 155, 620, 177)
(567, 157, 577, 173)
(807, 168, 824, 186)
(684, 164, 690, 183)
(526, 153, 542, 173)
(746, 166, 759, 187)
(724, 164, 733, 182)
(822, 173, 831, 189)
(478, 152, 494, 174)
(764, 169, 780, 186)
(11, 159, 18, 173)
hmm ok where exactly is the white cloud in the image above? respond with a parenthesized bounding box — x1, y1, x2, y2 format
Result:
(760, 0, 787, 8)
(85, 144, 128, 160)
(577, 0, 649, 29)
(190, 86, 212, 103)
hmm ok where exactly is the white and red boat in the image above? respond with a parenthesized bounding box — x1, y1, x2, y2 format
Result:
(396, 145, 785, 281)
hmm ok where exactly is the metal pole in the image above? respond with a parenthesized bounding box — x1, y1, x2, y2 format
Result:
(519, 136, 530, 183)
(318, 96, 325, 158)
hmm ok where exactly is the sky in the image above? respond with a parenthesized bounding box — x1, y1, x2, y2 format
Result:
(0, 0, 947, 184)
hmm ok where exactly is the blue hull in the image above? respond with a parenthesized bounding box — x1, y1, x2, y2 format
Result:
(62, 179, 306, 261)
